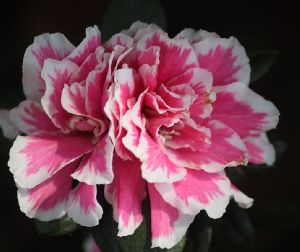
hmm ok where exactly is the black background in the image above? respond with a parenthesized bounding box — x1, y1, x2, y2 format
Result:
(0, 0, 299, 251)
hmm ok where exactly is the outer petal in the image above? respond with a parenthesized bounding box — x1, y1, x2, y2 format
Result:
(8, 133, 94, 188)
(41, 59, 78, 132)
(9, 100, 57, 135)
(230, 184, 253, 208)
(68, 26, 101, 66)
(155, 170, 231, 218)
(193, 36, 250, 86)
(212, 82, 280, 138)
(137, 31, 199, 85)
(175, 28, 219, 44)
(148, 183, 195, 249)
(23, 33, 75, 101)
(166, 120, 248, 172)
(105, 156, 146, 236)
(123, 21, 162, 42)
(104, 33, 133, 52)
(67, 183, 103, 227)
(244, 133, 275, 165)
(17, 161, 77, 221)
(137, 129, 186, 183)
(71, 134, 114, 185)
(0, 109, 19, 139)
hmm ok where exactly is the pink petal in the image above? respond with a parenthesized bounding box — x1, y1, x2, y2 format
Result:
(61, 82, 87, 116)
(166, 120, 248, 172)
(155, 170, 231, 218)
(23, 33, 75, 101)
(9, 100, 58, 135)
(41, 59, 78, 132)
(137, 31, 198, 85)
(71, 134, 114, 185)
(8, 133, 94, 188)
(67, 183, 103, 227)
(0, 109, 19, 139)
(166, 67, 214, 119)
(85, 69, 107, 119)
(137, 129, 186, 183)
(148, 183, 195, 249)
(104, 33, 133, 52)
(123, 21, 162, 42)
(105, 156, 146, 236)
(244, 133, 275, 165)
(230, 184, 253, 208)
(212, 82, 280, 138)
(193, 37, 250, 86)
(175, 28, 219, 44)
(68, 26, 101, 66)
(17, 161, 77, 221)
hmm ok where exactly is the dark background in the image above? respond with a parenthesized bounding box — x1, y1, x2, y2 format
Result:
(0, 0, 299, 251)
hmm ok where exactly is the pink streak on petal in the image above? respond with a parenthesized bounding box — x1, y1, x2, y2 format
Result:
(105, 156, 146, 236)
(9, 133, 94, 188)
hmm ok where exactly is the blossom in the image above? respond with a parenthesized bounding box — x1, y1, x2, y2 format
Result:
(0, 22, 279, 249)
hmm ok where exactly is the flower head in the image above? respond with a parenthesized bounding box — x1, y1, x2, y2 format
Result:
(0, 21, 279, 249)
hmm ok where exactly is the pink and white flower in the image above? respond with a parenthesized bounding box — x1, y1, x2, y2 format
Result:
(0, 21, 279, 249)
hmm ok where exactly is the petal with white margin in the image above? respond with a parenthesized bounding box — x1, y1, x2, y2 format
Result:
(244, 133, 275, 166)
(230, 184, 253, 208)
(212, 82, 280, 138)
(71, 133, 114, 185)
(166, 120, 248, 172)
(148, 183, 195, 249)
(155, 170, 231, 218)
(8, 133, 94, 188)
(17, 161, 77, 221)
(105, 156, 146, 236)
(193, 36, 250, 86)
(68, 26, 101, 66)
(137, 31, 198, 85)
(23, 33, 75, 101)
(175, 28, 219, 44)
(41, 59, 78, 132)
(67, 183, 103, 227)
(137, 129, 186, 183)
(9, 100, 57, 135)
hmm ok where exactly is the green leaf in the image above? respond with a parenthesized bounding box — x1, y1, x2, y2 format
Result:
(249, 50, 278, 83)
(35, 215, 78, 236)
(92, 197, 187, 252)
(101, 0, 166, 41)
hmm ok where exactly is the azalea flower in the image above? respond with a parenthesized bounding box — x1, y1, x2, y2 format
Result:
(0, 21, 279, 249)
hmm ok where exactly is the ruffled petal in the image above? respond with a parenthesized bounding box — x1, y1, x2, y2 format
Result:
(166, 120, 248, 172)
(175, 28, 219, 44)
(71, 134, 114, 185)
(67, 183, 103, 227)
(244, 133, 275, 165)
(230, 184, 253, 208)
(17, 161, 77, 221)
(137, 31, 199, 86)
(41, 59, 78, 132)
(155, 170, 231, 218)
(137, 129, 186, 183)
(8, 133, 94, 188)
(193, 37, 250, 86)
(148, 183, 195, 249)
(212, 82, 280, 138)
(68, 26, 101, 66)
(105, 156, 146, 236)
(23, 33, 75, 101)
(9, 100, 58, 135)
